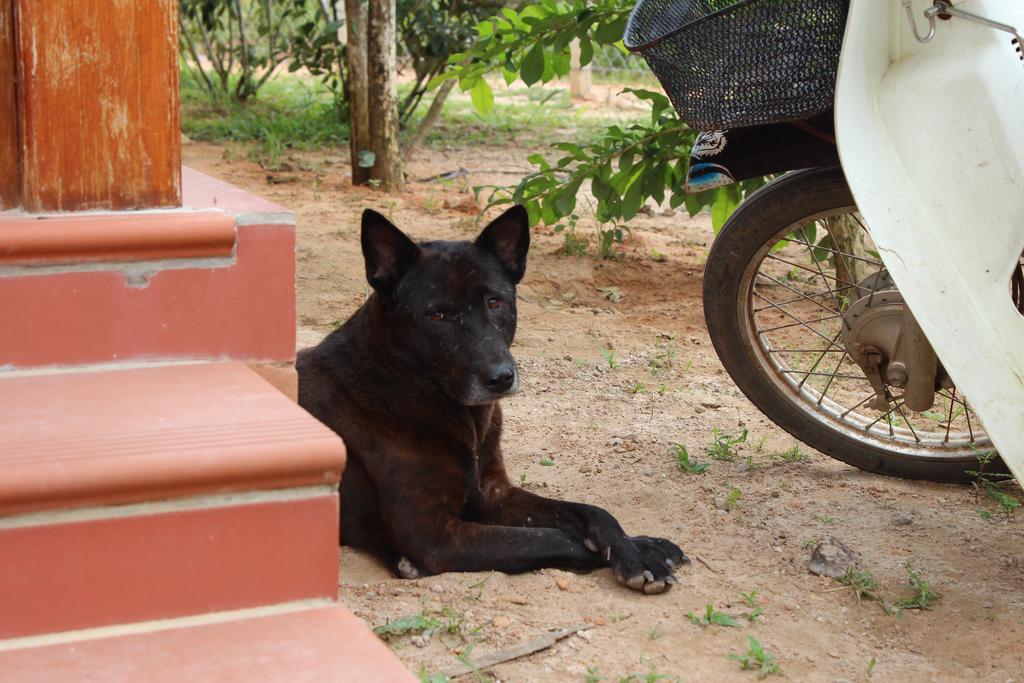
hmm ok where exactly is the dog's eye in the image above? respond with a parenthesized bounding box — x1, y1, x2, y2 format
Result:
(428, 311, 445, 321)
(487, 297, 502, 310)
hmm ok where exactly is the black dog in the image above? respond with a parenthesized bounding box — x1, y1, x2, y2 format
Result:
(297, 205, 687, 593)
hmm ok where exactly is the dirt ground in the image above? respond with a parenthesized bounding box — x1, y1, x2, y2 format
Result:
(184, 134, 1024, 683)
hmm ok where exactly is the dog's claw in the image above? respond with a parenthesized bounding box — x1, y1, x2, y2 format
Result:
(665, 558, 675, 569)
(665, 574, 678, 585)
(584, 538, 599, 553)
(642, 570, 655, 583)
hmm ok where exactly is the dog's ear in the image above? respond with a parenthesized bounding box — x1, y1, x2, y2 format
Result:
(475, 204, 530, 284)
(361, 209, 419, 297)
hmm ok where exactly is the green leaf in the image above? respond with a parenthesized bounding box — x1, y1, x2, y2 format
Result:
(539, 458, 555, 466)
(520, 43, 546, 86)
(470, 78, 494, 115)
(621, 178, 644, 221)
(710, 185, 741, 233)
(578, 37, 594, 67)
(593, 15, 628, 44)
(709, 611, 740, 627)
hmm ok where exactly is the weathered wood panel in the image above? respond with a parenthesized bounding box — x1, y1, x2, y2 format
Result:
(14, 0, 181, 211)
(0, 0, 18, 209)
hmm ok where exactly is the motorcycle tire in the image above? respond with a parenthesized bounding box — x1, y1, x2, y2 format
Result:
(702, 166, 1005, 483)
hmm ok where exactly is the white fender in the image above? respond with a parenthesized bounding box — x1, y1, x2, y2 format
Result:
(835, 0, 1024, 476)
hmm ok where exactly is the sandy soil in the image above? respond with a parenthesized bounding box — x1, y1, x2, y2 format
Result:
(184, 135, 1024, 683)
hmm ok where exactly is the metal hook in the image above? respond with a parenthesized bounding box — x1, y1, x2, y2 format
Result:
(902, 0, 937, 43)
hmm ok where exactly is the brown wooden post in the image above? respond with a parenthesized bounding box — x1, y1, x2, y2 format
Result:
(2, 0, 181, 212)
(0, 0, 19, 209)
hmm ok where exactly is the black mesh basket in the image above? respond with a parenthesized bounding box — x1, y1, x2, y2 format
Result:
(624, 0, 849, 130)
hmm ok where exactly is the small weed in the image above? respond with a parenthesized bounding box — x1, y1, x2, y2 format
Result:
(375, 613, 441, 638)
(708, 428, 748, 461)
(564, 230, 590, 257)
(602, 350, 620, 369)
(755, 433, 771, 453)
(585, 666, 603, 683)
(837, 567, 879, 601)
(867, 655, 877, 678)
(610, 612, 628, 623)
(617, 665, 672, 683)
(672, 443, 709, 474)
(776, 445, 811, 463)
(816, 514, 838, 525)
(687, 603, 740, 628)
(418, 665, 450, 683)
(648, 625, 663, 640)
(728, 636, 782, 679)
(739, 591, 764, 622)
(572, 357, 589, 368)
(724, 484, 742, 511)
(649, 345, 677, 375)
(454, 644, 485, 683)
(520, 473, 529, 486)
(657, 383, 669, 394)
(597, 286, 624, 303)
(629, 382, 647, 395)
(539, 458, 555, 466)
(744, 455, 757, 471)
(464, 576, 490, 601)
(967, 451, 1020, 517)
(649, 248, 667, 262)
(889, 561, 940, 612)
(596, 224, 625, 260)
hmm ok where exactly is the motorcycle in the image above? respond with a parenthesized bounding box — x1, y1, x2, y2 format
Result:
(625, 0, 1024, 483)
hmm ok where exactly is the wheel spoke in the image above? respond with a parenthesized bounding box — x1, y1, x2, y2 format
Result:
(752, 292, 843, 347)
(793, 229, 849, 330)
(894, 401, 921, 443)
(755, 271, 842, 318)
(763, 253, 859, 291)
(757, 314, 844, 335)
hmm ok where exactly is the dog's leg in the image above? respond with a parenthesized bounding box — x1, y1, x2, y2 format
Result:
(389, 517, 606, 576)
(474, 446, 687, 594)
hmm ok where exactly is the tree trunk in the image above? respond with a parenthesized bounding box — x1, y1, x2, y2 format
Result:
(406, 78, 455, 154)
(344, 0, 371, 185)
(825, 215, 867, 301)
(367, 0, 403, 191)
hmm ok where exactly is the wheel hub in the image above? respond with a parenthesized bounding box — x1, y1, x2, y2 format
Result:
(841, 287, 906, 410)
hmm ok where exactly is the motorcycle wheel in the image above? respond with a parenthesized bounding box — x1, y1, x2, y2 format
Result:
(702, 166, 1003, 483)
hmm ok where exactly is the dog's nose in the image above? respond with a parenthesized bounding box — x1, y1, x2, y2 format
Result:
(485, 365, 516, 393)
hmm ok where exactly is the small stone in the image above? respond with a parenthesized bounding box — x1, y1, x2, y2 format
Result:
(893, 514, 913, 526)
(694, 405, 706, 414)
(577, 629, 593, 641)
(607, 438, 623, 447)
(431, 584, 445, 594)
(642, 467, 654, 477)
(492, 615, 511, 628)
(808, 537, 856, 578)
(411, 634, 428, 648)
(700, 401, 721, 409)
(555, 576, 570, 591)
(592, 617, 607, 626)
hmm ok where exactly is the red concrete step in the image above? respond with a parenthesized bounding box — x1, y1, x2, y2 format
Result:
(0, 362, 346, 639)
(0, 604, 416, 683)
(0, 167, 296, 369)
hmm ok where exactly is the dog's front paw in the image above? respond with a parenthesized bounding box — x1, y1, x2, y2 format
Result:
(608, 537, 686, 595)
(629, 535, 690, 570)
(394, 556, 423, 579)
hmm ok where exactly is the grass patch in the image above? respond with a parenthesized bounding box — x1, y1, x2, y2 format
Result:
(180, 68, 348, 158)
(672, 443, 709, 474)
(707, 428, 748, 461)
(728, 636, 782, 679)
